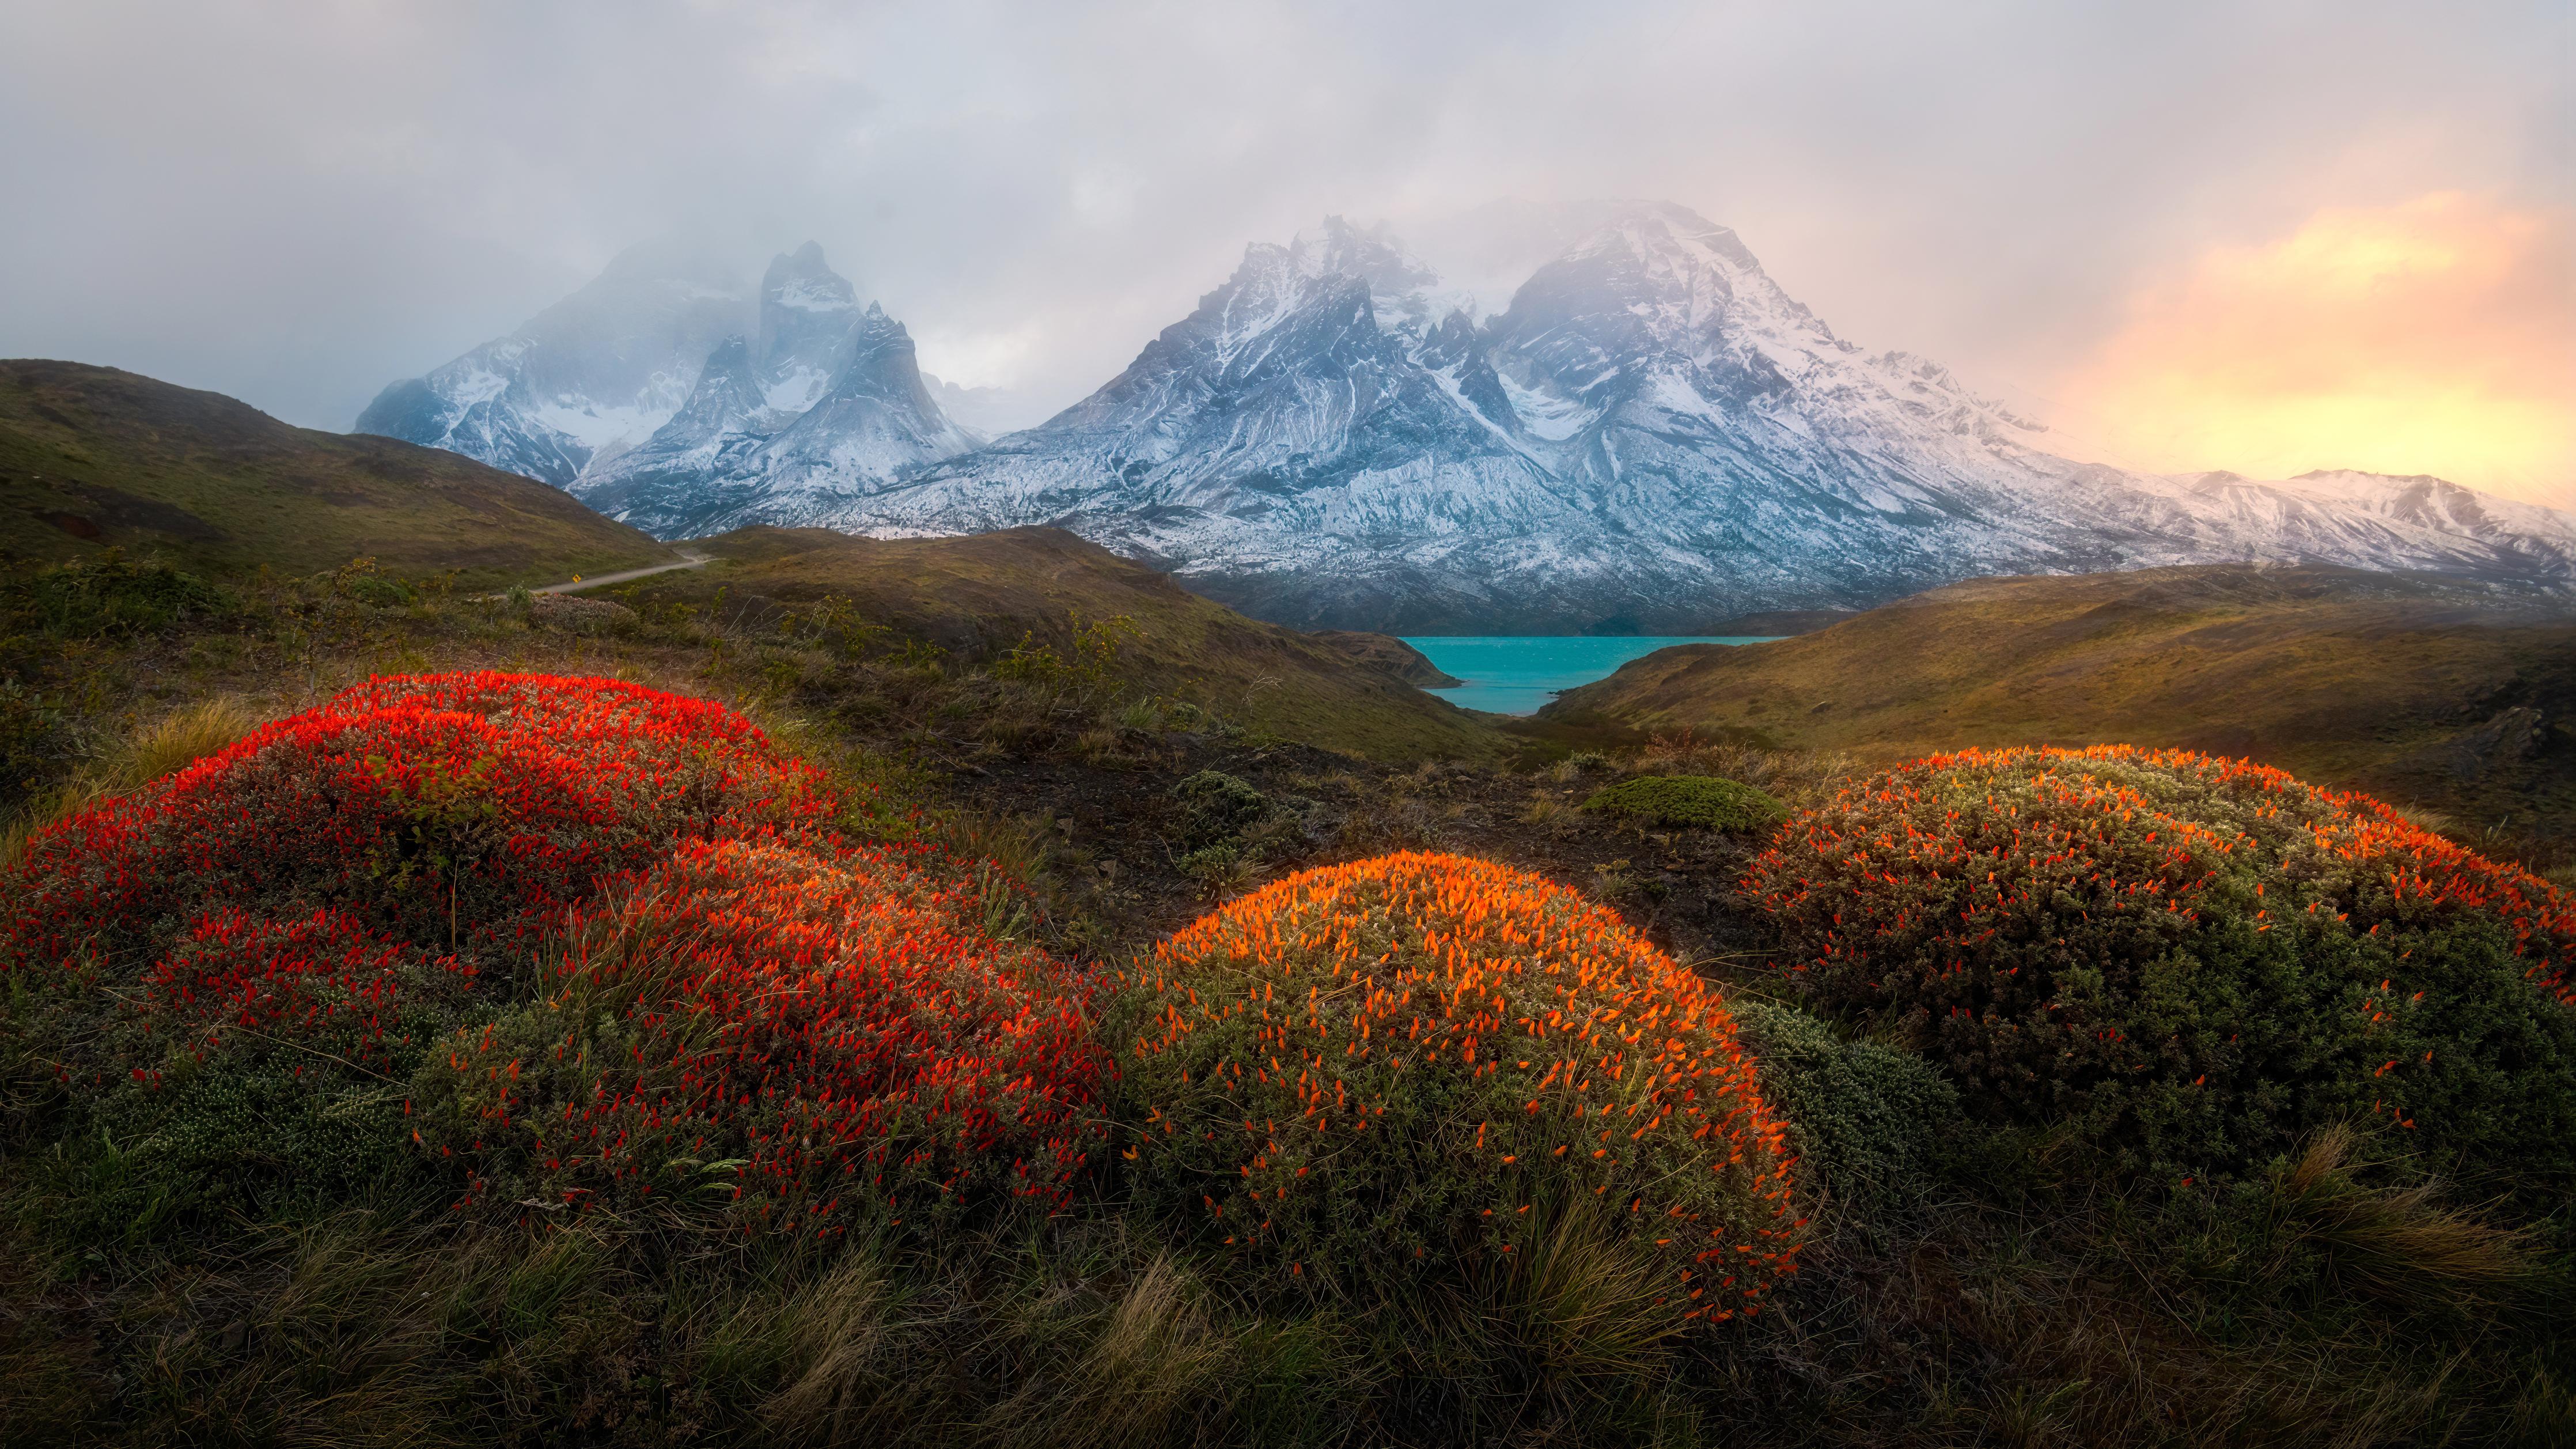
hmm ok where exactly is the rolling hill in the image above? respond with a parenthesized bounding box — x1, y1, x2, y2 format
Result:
(628, 525, 1501, 762)
(1544, 563, 2576, 837)
(1, 360, 674, 588)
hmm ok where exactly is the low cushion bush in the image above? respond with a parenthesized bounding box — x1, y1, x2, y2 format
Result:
(1744, 746, 2576, 1193)
(1113, 850, 1804, 1325)
(413, 839, 1109, 1233)
(1582, 775, 1787, 832)
(1172, 769, 1274, 850)
(0, 673, 870, 1221)
(5, 671, 843, 982)
(1727, 1000, 1957, 1206)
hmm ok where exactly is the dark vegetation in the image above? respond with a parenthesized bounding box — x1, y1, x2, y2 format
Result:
(2, 376, 2574, 1446)
(1582, 774, 1789, 831)
(1749, 746, 2576, 1198)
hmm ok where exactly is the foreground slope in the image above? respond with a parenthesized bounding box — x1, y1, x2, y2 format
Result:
(650, 525, 1500, 761)
(1545, 562, 2576, 834)
(0, 361, 673, 587)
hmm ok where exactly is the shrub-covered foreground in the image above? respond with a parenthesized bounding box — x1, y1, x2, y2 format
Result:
(10, 678, 2576, 1446)
(1113, 852, 1805, 1324)
(0, 672, 1107, 1238)
(1747, 745, 2576, 1191)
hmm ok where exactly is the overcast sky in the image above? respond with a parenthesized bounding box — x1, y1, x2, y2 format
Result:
(3, 0, 2569, 504)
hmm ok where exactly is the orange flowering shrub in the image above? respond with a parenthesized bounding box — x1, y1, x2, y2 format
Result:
(412, 839, 1109, 1232)
(1747, 746, 2576, 1188)
(1115, 851, 1802, 1325)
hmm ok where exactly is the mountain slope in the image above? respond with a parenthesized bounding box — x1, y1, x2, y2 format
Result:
(826, 205, 2576, 630)
(630, 524, 1501, 762)
(0, 360, 674, 586)
(1543, 562, 2576, 839)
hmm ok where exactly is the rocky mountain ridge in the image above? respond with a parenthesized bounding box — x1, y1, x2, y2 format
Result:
(357, 208, 2576, 631)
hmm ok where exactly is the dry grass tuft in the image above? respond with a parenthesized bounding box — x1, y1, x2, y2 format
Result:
(2268, 1125, 2538, 1310)
(0, 694, 261, 867)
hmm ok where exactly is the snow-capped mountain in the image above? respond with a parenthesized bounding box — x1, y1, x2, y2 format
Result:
(353, 243, 749, 487)
(566, 245, 976, 535)
(355, 243, 975, 535)
(785, 205, 2570, 628)
(359, 208, 2576, 631)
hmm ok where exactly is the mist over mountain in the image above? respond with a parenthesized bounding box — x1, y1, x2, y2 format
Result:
(358, 205, 2576, 631)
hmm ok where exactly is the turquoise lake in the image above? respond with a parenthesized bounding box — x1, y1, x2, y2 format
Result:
(1398, 636, 1783, 716)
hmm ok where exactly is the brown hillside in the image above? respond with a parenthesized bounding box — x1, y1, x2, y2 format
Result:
(0, 360, 672, 588)
(1545, 563, 2576, 838)
(637, 525, 1501, 762)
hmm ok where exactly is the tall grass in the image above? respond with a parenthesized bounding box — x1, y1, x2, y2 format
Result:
(0, 694, 260, 867)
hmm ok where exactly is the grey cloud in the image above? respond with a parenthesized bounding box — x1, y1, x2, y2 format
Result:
(0, 0, 2562, 434)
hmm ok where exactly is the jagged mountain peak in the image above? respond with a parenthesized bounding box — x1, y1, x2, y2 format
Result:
(1222, 217, 1473, 349)
(761, 243, 858, 316)
(364, 206, 2576, 631)
(1502, 199, 1832, 369)
(1286, 215, 1438, 293)
(1563, 200, 1767, 277)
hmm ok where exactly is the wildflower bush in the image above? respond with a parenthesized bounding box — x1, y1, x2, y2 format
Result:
(0, 673, 1006, 1225)
(1112, 851, 1804, 1325)
(1745, 746, 2576, 1191)
(3, 672, 843, 985)
(412, 838, 1109, 1234)
(1582, 775, 1787, 832)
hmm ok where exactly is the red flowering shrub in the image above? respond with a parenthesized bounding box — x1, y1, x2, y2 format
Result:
(1746, 746, 2576, 1190)
(0, 674, 873, 1223)
(4, 672, 842, 982)
(411, 839, 1108, 1233)
(132, 907, 473, 1076)
(1113, 852, 1802, 1325)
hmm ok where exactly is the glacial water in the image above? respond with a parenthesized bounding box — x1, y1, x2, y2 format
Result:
(1398, 635, 1783, 717)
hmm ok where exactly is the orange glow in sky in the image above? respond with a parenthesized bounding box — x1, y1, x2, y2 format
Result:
(2057, 193, 2575, 510)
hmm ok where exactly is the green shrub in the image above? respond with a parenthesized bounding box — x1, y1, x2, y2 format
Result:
(1171, 769, 1274, 850)
(1111, 851, 1805, 1326)
(1582, 775, 1787, 832)
(4, 552, 237, 638)
(1745, 746, 2576, 1197)
(1729, 1000, 1957, 1206)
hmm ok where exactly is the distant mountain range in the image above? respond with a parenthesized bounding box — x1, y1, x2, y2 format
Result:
(356, 205, 2576, 631)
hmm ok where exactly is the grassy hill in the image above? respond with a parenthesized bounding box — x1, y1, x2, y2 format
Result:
(0, 360, 672, 588)
(634, 525, 1500, 762)
(1546, 562, 2576, 842)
